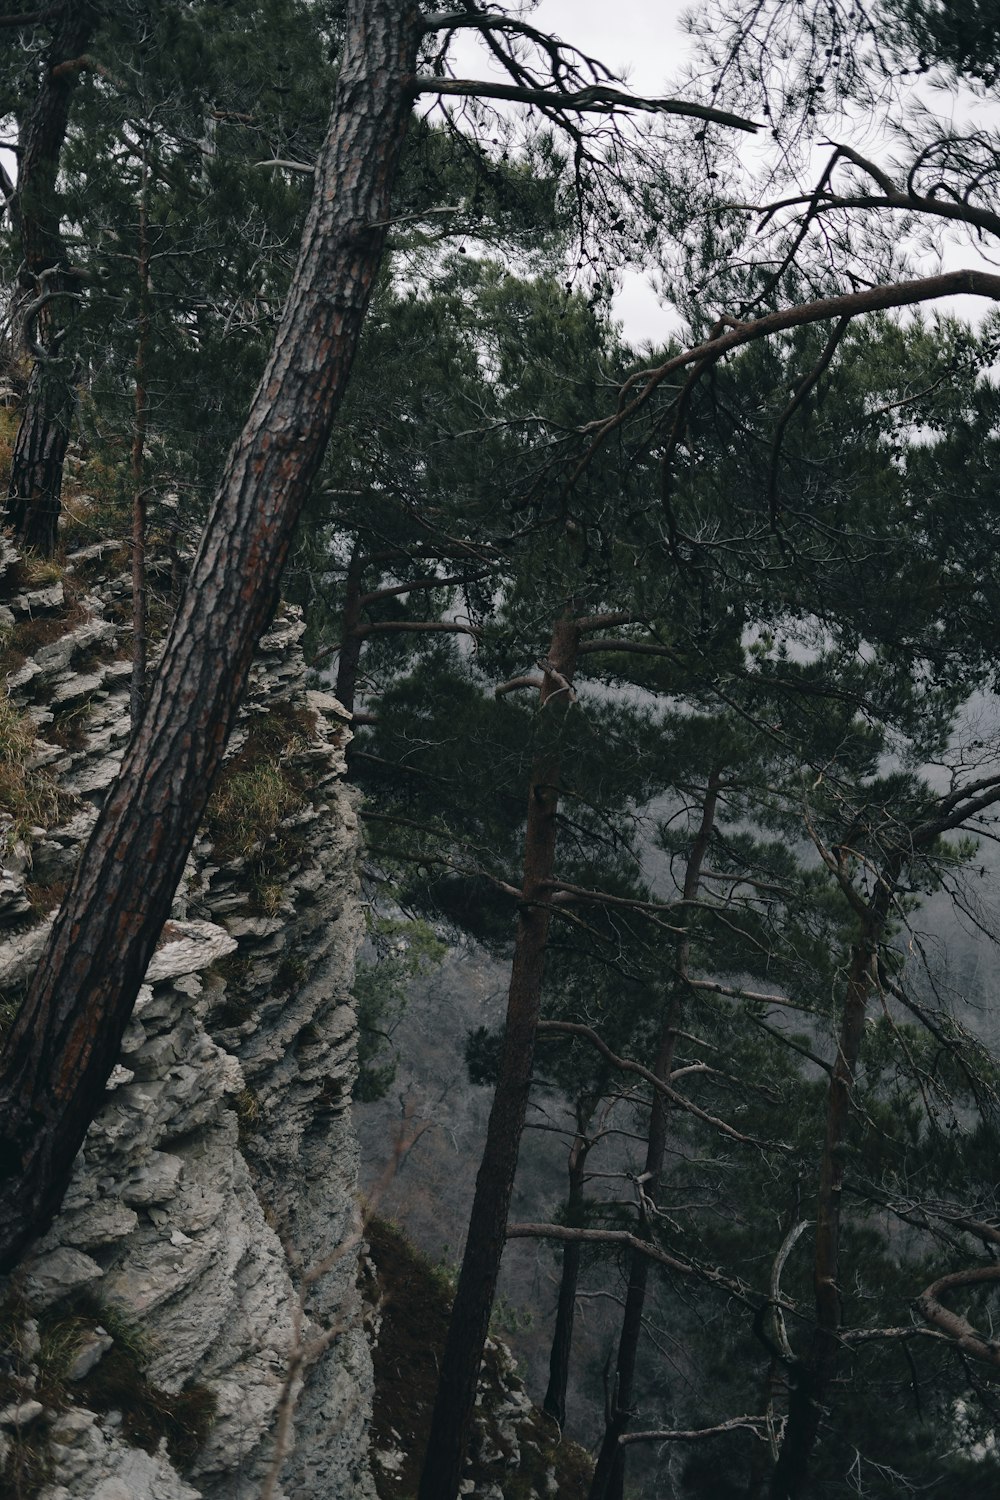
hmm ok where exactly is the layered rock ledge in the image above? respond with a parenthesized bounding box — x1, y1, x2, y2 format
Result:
(0, 544, 373, 1500)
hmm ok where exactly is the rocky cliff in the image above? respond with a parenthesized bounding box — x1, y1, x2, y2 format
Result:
(0, 539, 374, 1500)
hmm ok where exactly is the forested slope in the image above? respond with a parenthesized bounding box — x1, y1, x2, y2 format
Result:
(4, 3, 1000, 1498)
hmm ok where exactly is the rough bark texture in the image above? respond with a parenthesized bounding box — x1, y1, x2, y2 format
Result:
(5, 364, 74, 553)
(418, 613, 580, 1500)
(589, 774, 721, 1500)
(0, 0, 423, 1270)
(4, 1, 97, 553)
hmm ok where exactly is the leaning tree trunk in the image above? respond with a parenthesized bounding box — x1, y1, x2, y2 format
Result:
(0, 0, 424, 1270)
(4, 2, 98, 554)
(418, 612, 580, 1500)
(130, 149, 152, 731)
(589, 773, 722, 1500)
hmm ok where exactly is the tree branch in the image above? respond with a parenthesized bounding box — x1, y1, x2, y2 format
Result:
(412, 78, 760, 133)
(537, 1020, 786, 1149)
(0, 8, 61, 27)
(495, 674, 544, 698)
(576, 270, 1000, 482)
(914, 1265, 1000, 1366)
(505, 1222, 765, 1305)
(358, 618, 481, 639)
(620, 1417, 768, 1446)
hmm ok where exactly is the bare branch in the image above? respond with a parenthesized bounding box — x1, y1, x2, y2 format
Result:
(254, 158, 316, 175)
(358, 619, 481, 639)
(914, 1266, 1000, 1367)
(411, 78, 760, 133)
(621, 1416, 769, 1446)
(0, 8, 61, 27)
(839, 1326, 951, 1346)
(505, 1221, 766, 1305)
(578, 637, 676, 660)
(495, 674, 544, 698)
(770, 1220, 811, 1361)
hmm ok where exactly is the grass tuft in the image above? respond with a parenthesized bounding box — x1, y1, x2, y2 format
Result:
(0, 698, 70, 853)
(204, 702, 317, 877)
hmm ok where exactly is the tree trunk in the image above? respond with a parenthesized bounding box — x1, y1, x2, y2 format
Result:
(5, 363, 73, 554)
(4, 2, 98, 554)
(335, 538, 366, 715)
(0, 0, 423, 1271)
(418, 612, 580, 1500)
(543, 1103, 593, 1428)
(588, 1030, 673, 1500)
(130, 151, 151, 730)
(769, 865, 899, 1500)
(589, 773, 722, 1500)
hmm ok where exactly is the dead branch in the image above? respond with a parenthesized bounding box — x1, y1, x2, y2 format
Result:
(770, 1220, 811, 1361)
(914, 1265, 1000, 1367)
(505, 1222, 770, 1306)
(495, 674, 544, 698)
(620, 1416, 768, 1446)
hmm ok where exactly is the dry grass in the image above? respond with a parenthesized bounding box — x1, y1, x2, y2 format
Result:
(206, 762, 303, 861)
(0, 697, 68, 853)
(204, 702, 317, 865)
(24, 876, 68, 918)
(0, 599, 87, 679)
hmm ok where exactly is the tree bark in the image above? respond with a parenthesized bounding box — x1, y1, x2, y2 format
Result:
(0, 0, 424, 1270)
(335, 538, 366, 715)
(6, 364, 74, 553)
(543, 1102, 594, 1428)
(130, 149, 151, 730)
(418, 611, 580, 1500)
(4, 1, 97, 554)
(589, 773, 722, 1500)
(769, 863, 899, 1500)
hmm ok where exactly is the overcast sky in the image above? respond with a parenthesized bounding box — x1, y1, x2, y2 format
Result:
(537, 0, 695, 344)
(450, 1, 695, 345)
(5, 5, 995, 343)
(451, 2, 998, 340)
(526, 0, 692, 95)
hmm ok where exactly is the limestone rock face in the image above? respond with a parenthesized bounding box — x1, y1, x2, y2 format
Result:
(0, 554, 374, 1500)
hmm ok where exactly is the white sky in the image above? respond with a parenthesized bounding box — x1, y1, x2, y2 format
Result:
(5, 5, 997, 344)
(451, 0, 695, 346)
(450, 2, 1000, 342)
(535, 0, 694, 345)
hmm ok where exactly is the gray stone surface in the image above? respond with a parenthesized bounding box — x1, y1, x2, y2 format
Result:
(0, 567, 375, 1499)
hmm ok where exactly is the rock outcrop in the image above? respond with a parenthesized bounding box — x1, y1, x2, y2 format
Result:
(0, 542, 374, 1499)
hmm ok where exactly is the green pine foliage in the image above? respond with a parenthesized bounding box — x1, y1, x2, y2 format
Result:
(6, 5, 1000, 1491)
